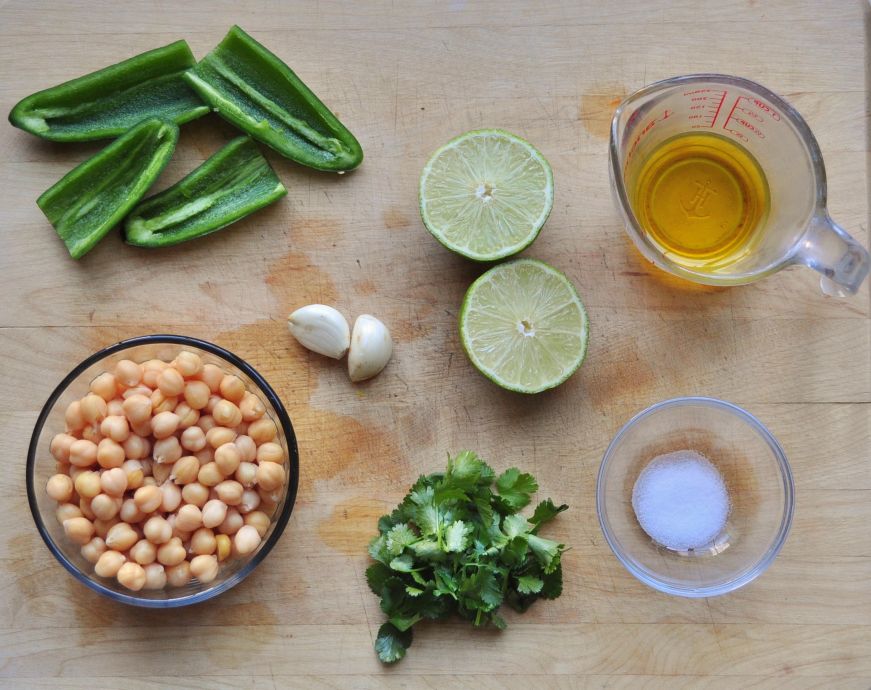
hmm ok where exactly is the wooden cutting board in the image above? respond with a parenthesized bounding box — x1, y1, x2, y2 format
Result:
(1, 1, 869, 687)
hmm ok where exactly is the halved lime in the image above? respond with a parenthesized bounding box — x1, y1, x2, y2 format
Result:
(459, 259, 588, 393)
(419, 129, 554, 261)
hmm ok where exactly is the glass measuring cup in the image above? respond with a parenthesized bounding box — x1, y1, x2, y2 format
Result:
(609, 74, 870, 296)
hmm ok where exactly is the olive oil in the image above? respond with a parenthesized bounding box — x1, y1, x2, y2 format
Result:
(631, 133, 769, 268)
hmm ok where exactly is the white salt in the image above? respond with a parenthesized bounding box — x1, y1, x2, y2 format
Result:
(631, 450, 730, 551)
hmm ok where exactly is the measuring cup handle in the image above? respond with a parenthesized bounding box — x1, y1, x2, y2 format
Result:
(794, 214, 870, 296)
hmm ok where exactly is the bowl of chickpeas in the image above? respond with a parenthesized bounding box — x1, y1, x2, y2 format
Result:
(26, 334, 299, 607)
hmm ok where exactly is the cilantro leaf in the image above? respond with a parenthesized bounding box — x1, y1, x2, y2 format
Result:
(368, 535, 390, 564)
(496, 468, 538, 510)
(447, 450, 494, 488)
(540, 565, 563, 599)
(405, 586, 424, 597)
(502, 514, 529, 539)
(389, 554, 415, 572)
(409, 539, 441, 559)
(444, 520, 472, 552)
(375, 623, 412, 664)
(386, 524, 417, 554)
(516, 575, 544, 594)
(365, 562, 391, 596)
(529, 499, 569, 533)
(526, 534, 564, 573)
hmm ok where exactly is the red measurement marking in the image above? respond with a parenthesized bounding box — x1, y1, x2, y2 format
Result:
(622, 109, 674, 175)
(752, 98, 781, 121)
(709, 90, 727, 128)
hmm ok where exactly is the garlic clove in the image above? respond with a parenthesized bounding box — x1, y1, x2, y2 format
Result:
(287, 304, 351, 359)
(348, 314, 393, 382)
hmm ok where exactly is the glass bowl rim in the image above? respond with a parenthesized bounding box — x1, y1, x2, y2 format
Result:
(595, 396, 795, 598)
(26, 333, 300, 608)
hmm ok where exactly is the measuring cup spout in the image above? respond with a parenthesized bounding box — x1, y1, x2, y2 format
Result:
(793, 214, 870, 296)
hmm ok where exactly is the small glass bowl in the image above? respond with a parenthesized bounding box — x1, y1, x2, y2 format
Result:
(596, 397, 794, 597)
(26, 334, 299, 608)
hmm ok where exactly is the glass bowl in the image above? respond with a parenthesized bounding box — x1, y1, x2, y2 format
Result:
(26, 334, 299, 608)
(596, 397, 794, 597)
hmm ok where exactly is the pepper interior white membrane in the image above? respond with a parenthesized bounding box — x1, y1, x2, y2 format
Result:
(460, 259, 588, 393)
(419, 130, 554, 261)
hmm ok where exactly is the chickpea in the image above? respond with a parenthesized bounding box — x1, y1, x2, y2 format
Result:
(114, 359, 142, 388)
(258, 489, 278, 516)
(153, 436, 182, 464)
(100, 415, 130, 444)
(173, 351, 203, 377)
(169, 516, 191, 542)
(157, 367, 185, 397)
(180, 426, 207, 452)
(197, 414, 217, 433)
(96, 438, 125, 469)
(174, 402, 200, 429)
(189, 527, 215, 555)
(122, 459, 144, 490)
(90, 372, 117, 401)
(134, 485, 163, 513)
(215, 480, 244, 506)
(46, 474, 73, 502)
(214, 443, 242, 476)
(218, 508, 243, 535)
(65, 401, 85, 431)
(69, 439, 98, 468)
(74, 470, 101, 499)
(150, 462, 170, 485)
(63, 517, 95, 545)
(206, 426, 236, 449)
(156, 537, 186, 566)
(218, 374, 245, 403)
(234, 525, 262, 555)
(80, 393, 109, 423)
(197, 462, 224, 487)
(205, 394, 221, 414)
(181, 482, 210, 508)
(190, 554, 219, 583)
(235, 462, 258, 488)
(151, 390, 178, 415)
(105, 522, 139, 551)
(130, 539, 157, 565)
(119, 498, 144, 524)
(198, 364, 224, 393)
(94, 517, 120, 539)
(215, 534, 231, 561)
(122, 434, 150, 460)
(81, 423, 103, 444)
(183, 380, 211, 410)
(201, 499, 228, 529)
(165, 561, 191, 587)
(56, 503, 83, 523)
(213, 400, 243, 428)
(50, 433, 76, 463)
(161, 482, 182, 513)
(257, 442, 285, 464)
(91, 494, 121, 521)
(94, 550, 126, 578)
(123, 385, 153, 399)
(81, 536, 107, 564)
(142, 359, 167, 388)
(239, 489, 261, 514)
(143, 563, 167, 590)
(239, 393, 266, 422)
(247, 418, 277, 446)
(117, 562, 147, 591)
(244, 510, 271, 538)
(234, 435, 257, 463)
(106, 399, 124, 417)
(151, 411, 180, 440)
(256, 462, 285, 492)
(143, 516, 172, 544)
(170, 455, 200, 485)
(123, 394, 152, 425)
(175, 504, 203, 533)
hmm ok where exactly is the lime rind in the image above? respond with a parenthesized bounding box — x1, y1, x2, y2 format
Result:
(459, 258, 589, 394)
(419, 129, 554, 262)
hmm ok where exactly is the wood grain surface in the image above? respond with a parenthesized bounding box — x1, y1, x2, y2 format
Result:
(1, 1, 869, 687)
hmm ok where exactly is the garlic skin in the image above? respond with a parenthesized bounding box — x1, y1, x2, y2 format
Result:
(287, 305, 351, 359)
(348, 315, 393, 382)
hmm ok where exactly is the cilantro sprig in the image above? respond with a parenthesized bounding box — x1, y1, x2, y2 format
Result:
(367, 451, 568, 663)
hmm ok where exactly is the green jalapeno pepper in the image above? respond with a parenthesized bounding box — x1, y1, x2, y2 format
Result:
(9, 41, 208, 142)
(184, 26, 363, 172)
(124, 136, 287, 248)
(37, 118, 178, 258)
